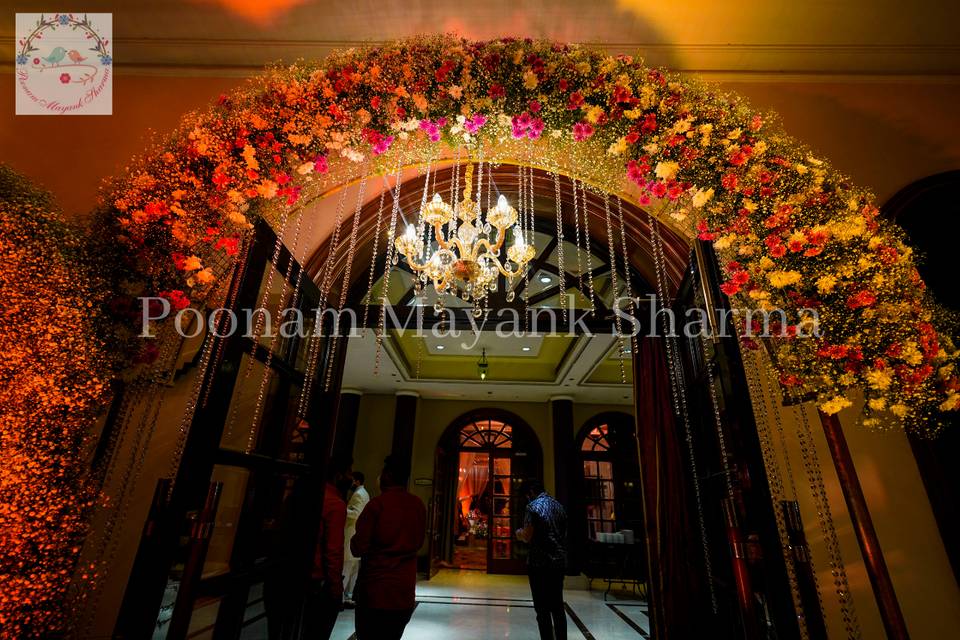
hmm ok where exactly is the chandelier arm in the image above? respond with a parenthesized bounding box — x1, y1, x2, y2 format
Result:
(404, 254, 428, 272)
(433, 222, 452, 251)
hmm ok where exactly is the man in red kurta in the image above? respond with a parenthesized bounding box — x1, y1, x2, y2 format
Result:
(350, 455, 427, 640)
(306, 462, 349, 639)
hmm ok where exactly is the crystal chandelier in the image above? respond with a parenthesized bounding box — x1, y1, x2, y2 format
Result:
(394, 164, 536, 313)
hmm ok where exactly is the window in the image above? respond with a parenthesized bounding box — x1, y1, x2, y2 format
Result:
(459, 419, 513, 449)
(582, 424, 616, 538)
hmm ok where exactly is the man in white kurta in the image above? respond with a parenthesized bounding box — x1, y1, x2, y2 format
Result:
(342, 471, 370, 605)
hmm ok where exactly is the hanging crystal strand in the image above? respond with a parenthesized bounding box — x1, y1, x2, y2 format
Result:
(571, 177, 585, 292)
(740, 345, 811, 640)
(648, 209, 718, 612)
(297, 182, 349, 417)
(78, 321, 184, 634)
(222, 211, 294, 443)
(552, 171, 567, 324)
(361, 189, 388, 336)
(580, 180, 597, 314)
(603, 194, 627, 383)
(373, 161, 406, 376)
(244, 207, 311, 452)
(319, 170, 369, 394)
(787, 383, 862, 639)
(616, 196, 638, 355)
(521, 165, 531, 327)
(413, 158, 435, 380)
(741, 342, 824, 637)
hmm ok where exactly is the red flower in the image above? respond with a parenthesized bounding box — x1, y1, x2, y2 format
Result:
(721, 172, 739, 191)
(572, 121, 594, 141)
(720, 281, 741, 296)
(846, 290, 877, 310)
(59, 72, 71, 84)
(212, 171, 231, 189)
(696, 220, 716, 241)
(161, 289, 191, 312)
(488, 83, 505, 100)
(567, 91, 584, 110)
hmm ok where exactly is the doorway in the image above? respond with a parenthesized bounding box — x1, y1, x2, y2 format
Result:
(432, 411, 542, 575)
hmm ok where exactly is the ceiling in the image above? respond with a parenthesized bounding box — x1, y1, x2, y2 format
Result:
(340, 326, 635, 404)
(2, 1, 958, 80)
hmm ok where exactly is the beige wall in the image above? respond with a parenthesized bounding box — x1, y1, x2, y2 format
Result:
(747, 364, 960, 640)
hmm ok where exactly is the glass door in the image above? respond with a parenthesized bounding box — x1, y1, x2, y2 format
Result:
(488, 455, 513, 572)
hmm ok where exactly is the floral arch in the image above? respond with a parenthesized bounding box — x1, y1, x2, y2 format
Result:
(91, 34, 959, 432)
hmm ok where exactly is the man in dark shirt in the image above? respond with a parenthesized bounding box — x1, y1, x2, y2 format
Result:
(516, 479, 567, 640)
(305, 460, 350, 639)
(350, 454, 427, 640)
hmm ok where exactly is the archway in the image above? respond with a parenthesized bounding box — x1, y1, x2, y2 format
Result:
(431, 408, 543, 575)
(10, 33, 953, 640)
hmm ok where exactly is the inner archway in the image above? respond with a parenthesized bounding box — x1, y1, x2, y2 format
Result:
(433, 409, 543, 575)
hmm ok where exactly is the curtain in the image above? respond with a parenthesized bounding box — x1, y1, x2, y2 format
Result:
(457, 452, 489, 517)
(634, 335, 711, 639)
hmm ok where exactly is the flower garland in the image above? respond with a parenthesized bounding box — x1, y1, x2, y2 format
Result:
(89, 35, 959, 432)
(0, 166, 108, 637)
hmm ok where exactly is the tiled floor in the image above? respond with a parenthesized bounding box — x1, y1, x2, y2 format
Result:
(326, 569, 650, 639)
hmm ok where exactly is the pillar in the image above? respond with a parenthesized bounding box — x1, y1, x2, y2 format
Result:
(550, 395, 578, 574)
(331, 388, 363, 465)
(390, 391, 419, 472)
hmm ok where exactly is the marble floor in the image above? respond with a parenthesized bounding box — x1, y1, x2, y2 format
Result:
(324, 569, 651, 640)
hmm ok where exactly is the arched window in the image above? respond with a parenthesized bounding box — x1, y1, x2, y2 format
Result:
(581, 423, 616, 538)
(459, 419, 513, 449)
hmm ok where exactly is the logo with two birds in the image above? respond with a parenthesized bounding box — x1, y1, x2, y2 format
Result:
(15, 13, 112, 115)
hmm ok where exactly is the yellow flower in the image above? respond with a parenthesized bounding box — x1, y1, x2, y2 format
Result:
(940, 393, 960, 412)
(242, 145, 259, 170)
(607, 138, 627, 156)
(194, 268, 215, 285)
(654, 161, 680, 181)
(523, 71, 538, 90)
(692, 187, 714, 208)
(865, 368, 893, 390)
(767, 270, 802, 288)
(890, 404, 909, 418)
(820, 396, 852, 415)
(183, 255, 203, 271)
(714, 234, 736, 250)
(868, 397, 887, 411)
(585, 105, 604, 123)
(256, 179, 278, 199)
(759, 256, 775, 270)
(816, 275, 838, 294)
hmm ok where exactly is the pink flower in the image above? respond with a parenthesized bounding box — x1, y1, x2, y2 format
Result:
(572, 121, 594, 141)
(419, 119, 441, 142)
(373, 135, 394, 155)
(527, 118, 544, 139)
(59, 73, 71, 84)
(464, 114, 487, 134)
(528, 100, 542, 113)
(313, 155, 329, 173)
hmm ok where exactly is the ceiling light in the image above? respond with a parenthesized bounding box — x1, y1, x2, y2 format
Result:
(521, 346, 531, 352)
(539, 275, 552, 284)
(436, 345, 445, 350)
(477, 347, 489, 381)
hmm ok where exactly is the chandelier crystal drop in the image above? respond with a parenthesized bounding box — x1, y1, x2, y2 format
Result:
(394, 164, 536, 312)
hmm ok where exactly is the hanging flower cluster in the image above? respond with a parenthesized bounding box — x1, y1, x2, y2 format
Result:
(89, 35, 958, 431)
(0, 166, 108, 637)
